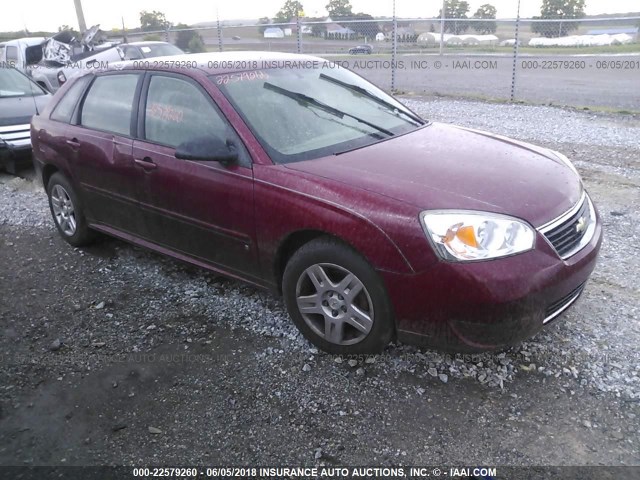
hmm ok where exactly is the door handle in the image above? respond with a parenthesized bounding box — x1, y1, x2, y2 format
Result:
(66, 138, 80, 148)
(134, 157, 157, 170)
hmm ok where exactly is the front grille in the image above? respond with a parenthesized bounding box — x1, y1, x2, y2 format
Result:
(0, 124, 31, 149)
(544, 281, 586, 324)
(540, 194, 593, 259)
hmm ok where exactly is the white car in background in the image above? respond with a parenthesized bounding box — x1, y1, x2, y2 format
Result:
(32, 42, 184, 93)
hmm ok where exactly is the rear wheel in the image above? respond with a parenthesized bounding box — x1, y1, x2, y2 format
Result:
(47, 172, 95, 247)
(283, 237, 394, 354)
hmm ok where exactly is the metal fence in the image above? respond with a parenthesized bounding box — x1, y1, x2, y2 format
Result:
(115, 15, 640, 111)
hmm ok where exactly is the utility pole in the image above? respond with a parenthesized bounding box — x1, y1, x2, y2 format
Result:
(439, 0, 446, 55)
(122, 17, 128, 43)
(73, 0, 87, 34)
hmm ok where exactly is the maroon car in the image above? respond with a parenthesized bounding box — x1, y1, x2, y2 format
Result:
(30, 52, 602, 354)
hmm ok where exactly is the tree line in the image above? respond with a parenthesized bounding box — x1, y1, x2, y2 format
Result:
(128, 0, 589, 51)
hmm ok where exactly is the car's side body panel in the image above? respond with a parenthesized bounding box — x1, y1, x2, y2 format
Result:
(131, 139, 260, 280)
(253, 164, 422, 288)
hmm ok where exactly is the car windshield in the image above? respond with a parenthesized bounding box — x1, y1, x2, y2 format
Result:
(212, 65, 425, 163)
(141, 44, 184, 57)
(0, 67, 46, 98)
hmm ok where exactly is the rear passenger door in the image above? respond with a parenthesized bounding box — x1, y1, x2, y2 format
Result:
(67, 72, 145, 235)
(132, 73, 258, 279)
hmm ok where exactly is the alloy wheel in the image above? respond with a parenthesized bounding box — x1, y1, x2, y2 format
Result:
(295, 263, 374, 346)
(51, 184, 77, 236)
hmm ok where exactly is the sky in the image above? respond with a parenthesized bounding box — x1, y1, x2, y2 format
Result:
(2, 0, 639, 33)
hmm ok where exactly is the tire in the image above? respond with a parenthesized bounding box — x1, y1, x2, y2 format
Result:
(47, 172, 95, 247)
(282, 237, 395, 354)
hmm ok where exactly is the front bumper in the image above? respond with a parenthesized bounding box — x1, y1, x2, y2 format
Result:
(382, 207, 603, 352)
(0, 124, 32, 173)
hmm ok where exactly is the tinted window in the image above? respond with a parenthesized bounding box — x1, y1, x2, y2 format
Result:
(50, 75, 91, 123)
(81, 74, 139, 136)
(144, 75, 227, 148)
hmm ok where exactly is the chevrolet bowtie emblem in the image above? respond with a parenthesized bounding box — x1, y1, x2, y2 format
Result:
(575, 216, 587, 233)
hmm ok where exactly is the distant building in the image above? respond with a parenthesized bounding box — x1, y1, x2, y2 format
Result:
(586, 27, 638, 36)
(324, 18, 355, 39)
(264, 27, 285, 39)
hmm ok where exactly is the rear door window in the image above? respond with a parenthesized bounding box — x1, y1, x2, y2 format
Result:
(81, 73, 140, 136)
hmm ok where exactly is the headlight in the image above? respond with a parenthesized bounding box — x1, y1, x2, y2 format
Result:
(548, 149, 580, 179)
(421, 211, 536, 262)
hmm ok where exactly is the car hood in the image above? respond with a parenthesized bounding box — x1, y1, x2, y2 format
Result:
(0, 95, 51, 126)
(284, 122, 582, 228)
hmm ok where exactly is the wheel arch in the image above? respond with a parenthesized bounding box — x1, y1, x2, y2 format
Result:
(274, 229, 337, 294)
(272, 223, 412, 294)
(42, 163, 60, 190)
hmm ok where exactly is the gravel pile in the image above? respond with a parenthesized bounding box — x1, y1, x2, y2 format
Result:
(403, 97, 640, 149)
(1, 98, 638, 401)
(0, 175, 51, 229)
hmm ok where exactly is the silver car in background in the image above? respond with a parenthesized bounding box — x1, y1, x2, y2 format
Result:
(31, 42, 184, 93)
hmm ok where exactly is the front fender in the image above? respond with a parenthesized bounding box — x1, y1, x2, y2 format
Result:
(254, 165, 417, 287)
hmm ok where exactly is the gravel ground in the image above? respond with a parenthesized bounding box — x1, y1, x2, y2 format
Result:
(0, 98, 638, 468)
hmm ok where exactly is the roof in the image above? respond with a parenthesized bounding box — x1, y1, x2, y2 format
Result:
(114, 51, 325, 75)
(125, 41, 172, 46)
(0, 37, 45, 47)
(586, 27, 639, 35)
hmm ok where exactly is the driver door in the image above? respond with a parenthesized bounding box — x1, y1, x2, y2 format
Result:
(131, 72, 259, 279)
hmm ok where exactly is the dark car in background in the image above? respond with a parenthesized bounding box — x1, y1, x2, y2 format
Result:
(348, 45, 373, 54)
(31, 52, 602, 354)
(0, 66, 50, 173)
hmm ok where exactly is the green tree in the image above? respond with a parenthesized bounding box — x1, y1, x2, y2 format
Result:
(139, 10, 171, 31)
(57, 25, 80, 39)
(274, 0, 304, 23)
(438, 0, 470, 35)
(472, 4, 497, 34)
(326, 0, 353, 18)
(188, 33, 206, 53)
(532, 0, 586, 38)
(350, 13, 379, 38)
(175, 23, 195, 50)
(305, 17, 327, 37)
(257, 17, 271, 34)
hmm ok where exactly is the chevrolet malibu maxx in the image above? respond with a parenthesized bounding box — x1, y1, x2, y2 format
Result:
(31, 52, 602, 354)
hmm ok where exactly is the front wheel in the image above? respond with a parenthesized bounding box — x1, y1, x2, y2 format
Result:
(283, 237, 395, 354)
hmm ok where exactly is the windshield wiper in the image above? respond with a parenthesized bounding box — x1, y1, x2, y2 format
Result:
(263, 82, 394, 138)
(319, 73, 424, 126)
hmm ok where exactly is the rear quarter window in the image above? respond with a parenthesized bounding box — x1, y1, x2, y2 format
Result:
(50, 75, 92, 124)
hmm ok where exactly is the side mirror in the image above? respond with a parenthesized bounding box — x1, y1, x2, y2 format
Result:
(175, 136, 238, 165)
